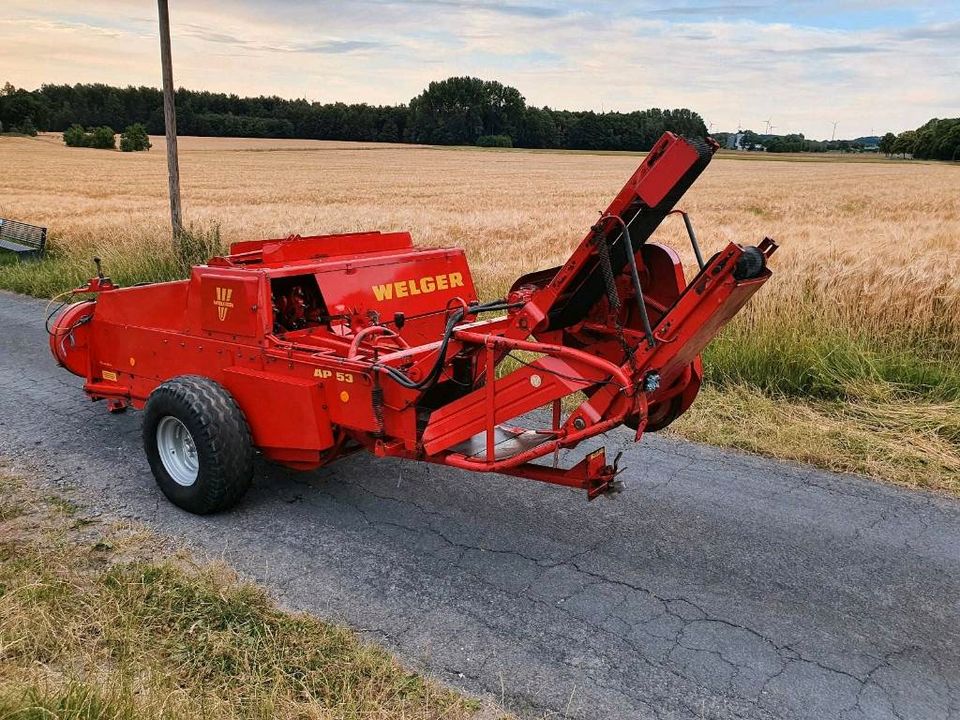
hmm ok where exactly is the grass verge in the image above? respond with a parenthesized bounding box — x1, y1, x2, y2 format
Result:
(0, 469, 495, 720)
(672, 384, 960, 494)
(0, 225, 224, 297)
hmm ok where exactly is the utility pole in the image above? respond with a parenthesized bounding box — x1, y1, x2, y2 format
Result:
(158, 0, 183, 241)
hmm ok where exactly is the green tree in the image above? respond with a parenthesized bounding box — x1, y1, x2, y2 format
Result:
(17, 116, 37, 136)
(377, 117, 399, 143)
(892, 130, 916, 157)
(64, 125, 116, 149)
(408, 77, 526, 146)
(120, 123, 151, 151)
(517, 107, 559, 148)
(879, 132, 896, 156)
(942, 122, 960, 162)
(63, 124, 87, 147)
(909, 118, 960, 160)
(566, 112, 615, 150)
(89, 125, 116, 149)
(476, 134, 512, 148)
(740, 129, 763, 149)
(0, 83, 49, 132)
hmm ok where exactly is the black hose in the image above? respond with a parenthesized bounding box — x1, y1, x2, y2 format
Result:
(377, 299, 519, 391)
(44, 294, 76, 336)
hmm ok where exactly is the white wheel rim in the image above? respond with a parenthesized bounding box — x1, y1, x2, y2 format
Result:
(156, 416, 199, 486)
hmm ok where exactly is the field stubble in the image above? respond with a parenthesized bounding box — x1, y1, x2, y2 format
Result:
(1, 134, 958, 491)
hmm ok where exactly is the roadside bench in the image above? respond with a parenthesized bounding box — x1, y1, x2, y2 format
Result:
(0, 218, 47, 259)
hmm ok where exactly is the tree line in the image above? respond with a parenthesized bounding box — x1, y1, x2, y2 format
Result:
(0, 77, 707, 151)
(879, 119, 960, 161)
(716, 120, 959, 159)
(713, 130, 880, 154)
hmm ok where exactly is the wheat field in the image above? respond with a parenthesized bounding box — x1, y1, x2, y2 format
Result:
(1, 133, 958, 490)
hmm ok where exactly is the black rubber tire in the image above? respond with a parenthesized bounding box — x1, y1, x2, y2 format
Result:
(733, 246, 766, 280)
(143, 375, 254, 514)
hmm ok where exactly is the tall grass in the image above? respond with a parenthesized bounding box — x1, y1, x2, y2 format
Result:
(702, 244, 960, 402)
(0, 224, 223, 297)
(705, 310, 960, 402)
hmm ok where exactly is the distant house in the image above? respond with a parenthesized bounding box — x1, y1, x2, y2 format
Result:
(726, 132, 744, 150)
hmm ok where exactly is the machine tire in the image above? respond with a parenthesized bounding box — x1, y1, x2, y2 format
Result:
(143, 375, 254, 514)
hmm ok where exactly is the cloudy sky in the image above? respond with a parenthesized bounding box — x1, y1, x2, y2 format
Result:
(2, 0, 957, 140)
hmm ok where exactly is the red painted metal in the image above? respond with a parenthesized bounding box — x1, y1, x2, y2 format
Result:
(49, 132, 777, 498)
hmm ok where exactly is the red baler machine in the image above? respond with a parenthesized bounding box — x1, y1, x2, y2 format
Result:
(50, 133, 776, 513)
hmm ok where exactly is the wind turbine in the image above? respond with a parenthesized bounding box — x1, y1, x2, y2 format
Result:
(831, 121, 839, 142)
(763, 118, 772, 134)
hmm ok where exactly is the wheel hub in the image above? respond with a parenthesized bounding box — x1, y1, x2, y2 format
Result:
(156, 416, 199, 486)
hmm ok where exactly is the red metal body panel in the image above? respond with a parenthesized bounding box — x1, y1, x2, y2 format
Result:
(224, 367, 335, 465)
(50, 133, 776, 498)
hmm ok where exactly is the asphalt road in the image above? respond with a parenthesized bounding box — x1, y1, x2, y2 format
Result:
(2, 289, 959, 720)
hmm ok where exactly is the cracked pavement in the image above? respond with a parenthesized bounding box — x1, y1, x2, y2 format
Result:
(2, 290, 959, 719)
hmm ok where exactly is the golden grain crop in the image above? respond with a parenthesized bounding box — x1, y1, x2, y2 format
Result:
(2, 134, 957, 309)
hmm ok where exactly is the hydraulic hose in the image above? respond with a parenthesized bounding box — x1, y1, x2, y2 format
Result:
(377, 299, 519, 391)
(600, 214, 656, 349)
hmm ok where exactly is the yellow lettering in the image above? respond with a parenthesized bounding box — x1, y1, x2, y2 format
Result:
(371, 273, 467, 301)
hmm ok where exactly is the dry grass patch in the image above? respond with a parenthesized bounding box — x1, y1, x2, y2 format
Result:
(0, 469, 496, 720)
(673, 385, 960, 493)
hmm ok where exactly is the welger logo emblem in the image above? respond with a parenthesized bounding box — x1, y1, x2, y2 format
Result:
(372, 272, 464, 302)
(214, 287, 235, 321)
